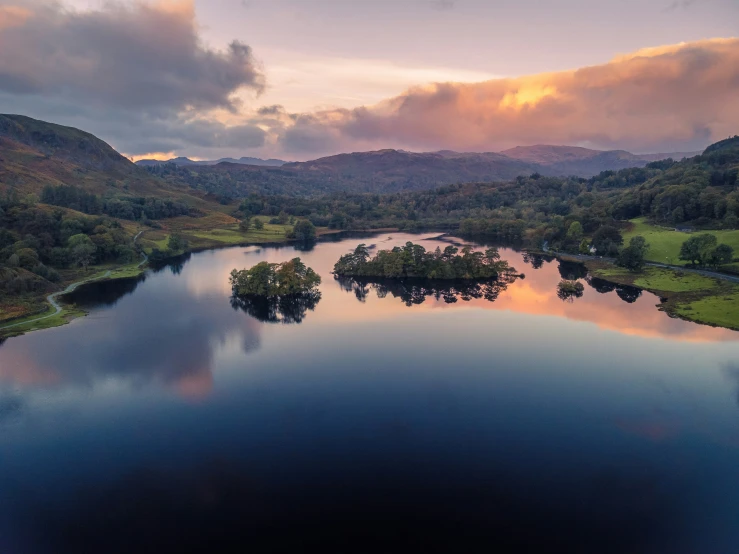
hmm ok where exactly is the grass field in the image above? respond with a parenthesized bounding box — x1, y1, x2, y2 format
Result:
(673, 290, 739, 330)
(140, 217, 338, 253)
(0, 305, 87, 337)
(623, 218, 739, 266)
(632, 268, 719, 293)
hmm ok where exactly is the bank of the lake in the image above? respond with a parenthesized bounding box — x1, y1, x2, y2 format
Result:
(554, 253, 739, 331)
(0, 218, 357, 338)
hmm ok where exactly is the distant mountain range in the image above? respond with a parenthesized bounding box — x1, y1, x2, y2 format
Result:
(136, 146, 698, 179)
(0, 114, 703, 200)
(136, 156, 287, 167)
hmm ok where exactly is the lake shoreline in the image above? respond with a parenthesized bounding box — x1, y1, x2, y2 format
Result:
(546, 251, 739, 331)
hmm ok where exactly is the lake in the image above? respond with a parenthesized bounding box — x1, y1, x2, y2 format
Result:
(1, 233, 738, 553)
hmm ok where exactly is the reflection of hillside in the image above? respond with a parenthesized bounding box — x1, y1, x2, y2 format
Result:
(336, 275, 518, 307)
(230, 292, 321, 324)
(64, 274, 147, 308)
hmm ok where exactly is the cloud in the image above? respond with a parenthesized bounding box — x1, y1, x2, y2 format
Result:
(272, 37, 739, 157)
(0, 0, 269, 157)
(663, 0, 701, 12)
(0, 0, 263, 111)
(429, 0, 457, 10)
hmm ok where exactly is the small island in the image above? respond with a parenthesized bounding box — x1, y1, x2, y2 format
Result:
(230, 258, 321, 297)
(229, 258, 322, 324)
(333, 242, 519, 280)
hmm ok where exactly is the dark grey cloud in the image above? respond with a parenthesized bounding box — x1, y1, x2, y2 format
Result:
(0, 1, 270, 157)
(280, 114, 344, 154)
(0, 1, 264, 112)
(0, 91, 266, 156)
(257, 104, 286, 116)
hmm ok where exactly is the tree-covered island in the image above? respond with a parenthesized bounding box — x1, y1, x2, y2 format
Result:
(229, 258, 322, 324)
(230, 258, 321, 297)
(333, 242, 520, 280)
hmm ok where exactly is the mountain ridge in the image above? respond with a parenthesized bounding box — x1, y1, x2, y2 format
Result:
(136, 156, 287, 167)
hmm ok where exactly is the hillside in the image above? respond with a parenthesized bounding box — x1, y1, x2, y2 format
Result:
(501, 144, 699, 175)
(147, 145, 698, 199)
(0, 114, 228, 216)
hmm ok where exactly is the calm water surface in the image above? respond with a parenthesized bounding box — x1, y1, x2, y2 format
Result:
(1, 233, 738, 553)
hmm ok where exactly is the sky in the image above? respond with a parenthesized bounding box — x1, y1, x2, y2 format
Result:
(0, 0, 738, 160)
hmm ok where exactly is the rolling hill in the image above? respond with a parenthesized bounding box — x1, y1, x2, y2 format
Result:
(0, 114, 221, 212)
(154, 145, 698, 198)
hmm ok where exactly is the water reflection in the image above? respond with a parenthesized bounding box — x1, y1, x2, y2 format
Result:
(230, 292, 321, 324)
(723, 363, 739, 406)
(0, 286, 262, 398)
(336, 274, 518, 306)
(23, 457, 683, 554)
(0, 234, 739, 554)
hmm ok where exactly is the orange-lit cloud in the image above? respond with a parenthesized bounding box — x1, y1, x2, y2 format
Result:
(278, 38, 739, 155)
(0, 5, 32, 30)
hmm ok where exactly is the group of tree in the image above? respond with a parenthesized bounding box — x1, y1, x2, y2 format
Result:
(0, 192, 138, 297)
(333, 242, 519, 281)
(40, 185, 192, 221)
(616, 236, 650, 272)
(286, 220, 317, 242)
(148, 234, 189, 264)
(230, 258, 321, 298)
(678, 234, 735, 268)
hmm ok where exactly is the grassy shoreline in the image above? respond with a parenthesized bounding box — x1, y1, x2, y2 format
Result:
(556, 255, 739, 331)
(0, 220, 356, 339)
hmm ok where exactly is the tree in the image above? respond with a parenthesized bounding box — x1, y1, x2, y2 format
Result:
(291, 220, 316, 242)
(591, 225, 623, 256)
(565, 221, 583, 250)
(617, 236, 649, 272)
(68, 234, 97, 270)
(253, 218, 264, 230)
(167, 233, 187, 253)
(679, 234, 718, 266)
(239, 217, 251, 233)
(708, 243, 734, 268)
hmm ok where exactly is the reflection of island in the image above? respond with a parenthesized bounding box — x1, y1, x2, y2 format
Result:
(557, 280, 585, 303)
(230, 292, 321, 324)
(336, 274, 518, 307)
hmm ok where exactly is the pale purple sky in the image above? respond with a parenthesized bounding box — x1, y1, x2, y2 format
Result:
(2, 0, 738, 159)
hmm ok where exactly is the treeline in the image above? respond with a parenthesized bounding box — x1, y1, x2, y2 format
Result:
(40, 185, 192, 220)
(333, 242, 517, 280)
(0, 193, 137, 295)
